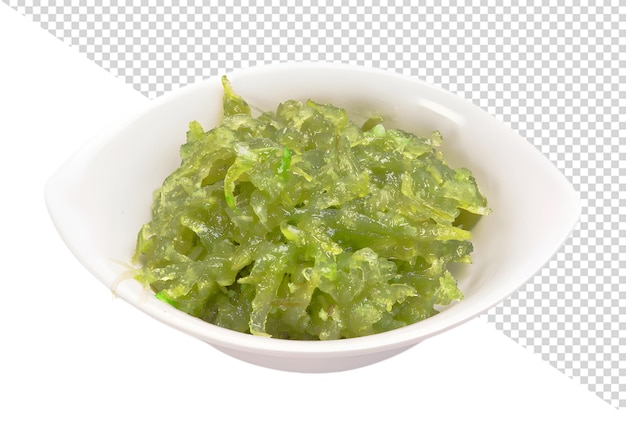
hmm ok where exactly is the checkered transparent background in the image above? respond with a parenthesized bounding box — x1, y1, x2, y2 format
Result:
(8, 1, 624, 409)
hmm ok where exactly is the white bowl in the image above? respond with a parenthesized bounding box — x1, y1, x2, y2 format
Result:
(45, 63, 580, 372)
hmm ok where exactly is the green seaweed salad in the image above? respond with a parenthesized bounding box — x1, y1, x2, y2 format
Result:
(133, 77, 491, 340)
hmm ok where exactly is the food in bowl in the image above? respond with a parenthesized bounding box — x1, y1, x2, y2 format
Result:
(132, 76, 490, 340)
(45, 63, 580, 371)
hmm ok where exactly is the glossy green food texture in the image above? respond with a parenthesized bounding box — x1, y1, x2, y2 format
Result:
(133, 77, 491, 340)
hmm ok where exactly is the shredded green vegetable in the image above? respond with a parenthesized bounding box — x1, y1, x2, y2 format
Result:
(132, 76, 491, 340)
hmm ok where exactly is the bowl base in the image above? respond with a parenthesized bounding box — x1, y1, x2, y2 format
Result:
(213, 344, 414, 373)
